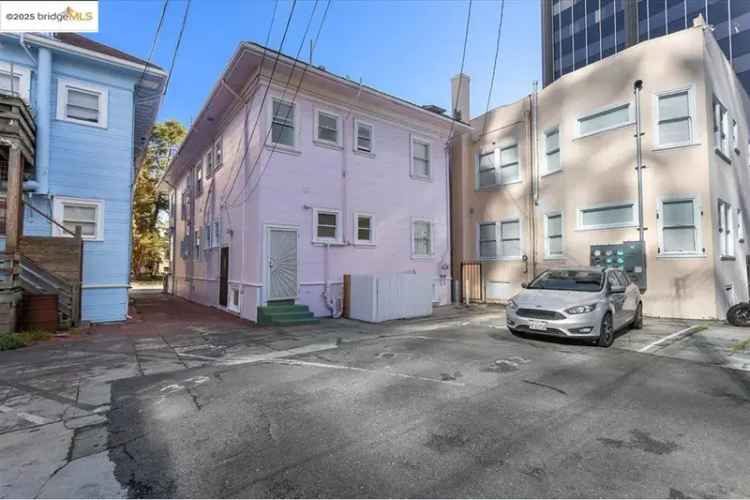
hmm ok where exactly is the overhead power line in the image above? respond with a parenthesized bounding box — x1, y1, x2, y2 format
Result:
(482, 0, 505, 135)
(163, 0, 192, 96)
(136, 0, 169, 89)
(448, 0, 473, 140)
(226, 0, 333, 209)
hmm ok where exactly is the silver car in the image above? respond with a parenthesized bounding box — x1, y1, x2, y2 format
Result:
(506, 267, 643, 347)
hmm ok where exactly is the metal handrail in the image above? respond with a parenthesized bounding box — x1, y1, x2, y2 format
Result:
(22, 196, 81, 238)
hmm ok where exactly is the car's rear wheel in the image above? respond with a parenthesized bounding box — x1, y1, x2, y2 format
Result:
(631, 302, 643, 330)
(597, 312, 614, 347)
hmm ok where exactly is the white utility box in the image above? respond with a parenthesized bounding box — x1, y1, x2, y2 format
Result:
(349, 272, 433, 323)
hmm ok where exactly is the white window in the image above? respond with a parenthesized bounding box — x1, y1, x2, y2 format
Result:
(229, 286, 241, 313)
(52, 197, 104, 240)
(411, 137, 431, 179)
(180, 189, 189, 220)
(477, 150, 496, 188)
(657, 197, 702, 257)
(718, 199, 735, 258)
(195, 160, 203, 195)
(544, 127, 561, 174)
(544, 212, 564, 259)
(714, 97, 731, 158)
(205, 148, 213, 179)
(732, 119, 739, 153)
(56, 78, 108, 128)
(214, 137, 223, 170)
(354, 119, 373, 153)
(500, 219, 521, 258)
(315, 110, 340, 146)
(499, 144, 520, 184)
(0, 62, 30, 102)
(577, 202, 637, 230)
(313, 208, 341, 243)
(354, 213, 374, 245)
(412, 219, 433, 258)
(577, 103, 631, 137)
(213, 220, 222, 248)
(194, 229, 200, 259)
(655, 88, 693, 147)
(478, 222, 498, 259)
(270, 98, 296, 147)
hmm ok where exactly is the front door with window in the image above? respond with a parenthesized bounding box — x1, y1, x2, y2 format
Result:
(267, 227, 298, 301)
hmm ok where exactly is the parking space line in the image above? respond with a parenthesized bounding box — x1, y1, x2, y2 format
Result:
(0, 405, 55, 425)
(269, 358, 466, 386)
(638, 325, 704, 353)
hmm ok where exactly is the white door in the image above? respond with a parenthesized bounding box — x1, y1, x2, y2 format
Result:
(268, 227, 298, 300)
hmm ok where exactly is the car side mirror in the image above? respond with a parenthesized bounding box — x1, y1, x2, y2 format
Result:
(521, 282, 528, 289)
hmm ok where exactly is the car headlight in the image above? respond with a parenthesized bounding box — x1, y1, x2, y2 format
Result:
(508, 299, 519, 310)
(565, 303, 598, 315)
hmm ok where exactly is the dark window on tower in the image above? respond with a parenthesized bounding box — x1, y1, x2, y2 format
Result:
(685, 0, 706, 27)
(638, 0, 649, 41)
(667, 0, 686, 34)
(649, 0, 667, 38)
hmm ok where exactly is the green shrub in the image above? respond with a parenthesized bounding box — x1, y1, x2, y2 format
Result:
(0, 330, 52, 351)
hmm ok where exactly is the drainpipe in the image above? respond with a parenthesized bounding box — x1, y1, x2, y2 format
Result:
(633, 80, 645, 243)
(36, 47, 52, 194)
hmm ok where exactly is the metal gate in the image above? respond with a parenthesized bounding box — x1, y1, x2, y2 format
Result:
(461, 261, 484, 303)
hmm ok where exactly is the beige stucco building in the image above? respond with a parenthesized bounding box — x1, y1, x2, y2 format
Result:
(452, 21, 750, 320)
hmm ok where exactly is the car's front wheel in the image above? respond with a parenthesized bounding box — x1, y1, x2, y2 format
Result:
(597, 312, 614, 347)
(631, 302, 643, 330)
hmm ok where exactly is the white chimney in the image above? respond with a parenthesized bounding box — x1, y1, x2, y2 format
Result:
(451, 73, 471, 122)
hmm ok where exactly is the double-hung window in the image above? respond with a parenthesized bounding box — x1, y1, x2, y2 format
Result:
(57, 79, 107, 128)
(53, 197, 104, 240)
(477, 150, 496, 188)
(354, 213, 374, 244)
(0, 197, 6, 235)
(314, 209, 340, 243)
(544, 128, 561, 174)
(545, 212, 564, 259)
(355, 120, 373, 153)
(0, 63, 30, 102)
(214, 137, 223, 170)
(578, 202, 637, 230)
(412, 219, 433, 258)
(657, 198, 701, 257)
(316, 110, 340, 145)
(577, 103, 631, 137)
(656, 89, 692, 147)
(180, 190, 188, 220)
(0, 71, 21, 98)
(478, 222, 498, 259)
(194, 229, 200, 259)
(732, 119, 739, 153)
(205, 148, 214, 179)
(271, 99, 295, 147)
(195, 160, 203, 195)
(718, 199, 734, 258)
(499, 144, 520, 184)
(714, 98, 730, 158)
(500, 219, 521, 258)
(411, 138, 431, 179)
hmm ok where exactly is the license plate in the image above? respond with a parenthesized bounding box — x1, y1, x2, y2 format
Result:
(528, 320, 548, 331)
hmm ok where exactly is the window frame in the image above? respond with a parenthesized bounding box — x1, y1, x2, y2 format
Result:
(0, 62, 31, 102)
(353, 118, 375, 155)
(52, 196, 104, 241)
(477, 221, 499, 261)
(205, 147, 213, 179)
(411, 217, 434, 259)
(214, 136, 224, 171)
(498, 217, 523, 260)
(56, 78, 108, 128)
(228, 285, 241, 313)
(656, 195, 704, 259)
(353, 212, 375, 246)
(575, 101, 633, 139)
(267, 97, 299, 150)
(312, 207, 342, 244)
(653, 86, 696, 150)
(718, 199, 735, 259)
(543, 126, 562, 175)
(475, 140, 522, 190)
(410, 135, 432, 181)
(194, 228, 200, 260)
(195, 159, 203, 195)
(738, 208, 745, 244)
(713, 97, 731, 161)
(544, 211, 564, 260)
(576, 201, 638, 231)
(314, 108, 343, 148)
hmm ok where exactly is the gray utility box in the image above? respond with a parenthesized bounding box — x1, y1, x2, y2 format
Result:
(590, 241, 647, 291)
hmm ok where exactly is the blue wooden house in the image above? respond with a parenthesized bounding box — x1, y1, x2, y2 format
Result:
(0, 33, 166, 325)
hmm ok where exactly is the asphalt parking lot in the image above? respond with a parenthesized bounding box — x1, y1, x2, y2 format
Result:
(1, 293, 749, 498)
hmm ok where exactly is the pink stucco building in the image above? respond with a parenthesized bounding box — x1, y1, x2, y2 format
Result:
(163, 44, 469, 322)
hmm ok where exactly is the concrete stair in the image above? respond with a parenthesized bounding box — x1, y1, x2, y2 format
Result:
(257, 301, 320, 326)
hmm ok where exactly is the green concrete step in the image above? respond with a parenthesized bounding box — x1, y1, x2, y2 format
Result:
(257, 303, 319, 326)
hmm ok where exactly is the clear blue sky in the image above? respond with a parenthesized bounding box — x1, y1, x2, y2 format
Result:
(93, 0, 541, 125)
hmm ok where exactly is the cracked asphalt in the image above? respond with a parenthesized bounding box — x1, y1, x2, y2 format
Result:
(1, 292, 750, 498)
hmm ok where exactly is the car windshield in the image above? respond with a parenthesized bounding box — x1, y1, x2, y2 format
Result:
(527, 270, 604, 292)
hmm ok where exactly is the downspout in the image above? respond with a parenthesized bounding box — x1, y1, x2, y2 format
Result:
(35, 46, 52, 195)
(527, 90, 538, 278)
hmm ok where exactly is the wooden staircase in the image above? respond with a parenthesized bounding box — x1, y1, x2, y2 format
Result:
(18, 255, 80, 329)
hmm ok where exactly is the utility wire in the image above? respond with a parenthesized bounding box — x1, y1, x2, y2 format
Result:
(448, 0, 473, 141)
(163, 0, 192, 96)
(481, 0, 505, 135)
(214, 0, 280, 207)
(226, 0, 332, 209)
(136, 0, 169, 89)
(220, 0, 300, 204)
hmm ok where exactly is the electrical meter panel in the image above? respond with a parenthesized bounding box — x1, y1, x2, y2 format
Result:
(590, 241, 647, 291)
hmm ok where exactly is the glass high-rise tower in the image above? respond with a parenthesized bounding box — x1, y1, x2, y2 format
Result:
(542, 0, 750, 94)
